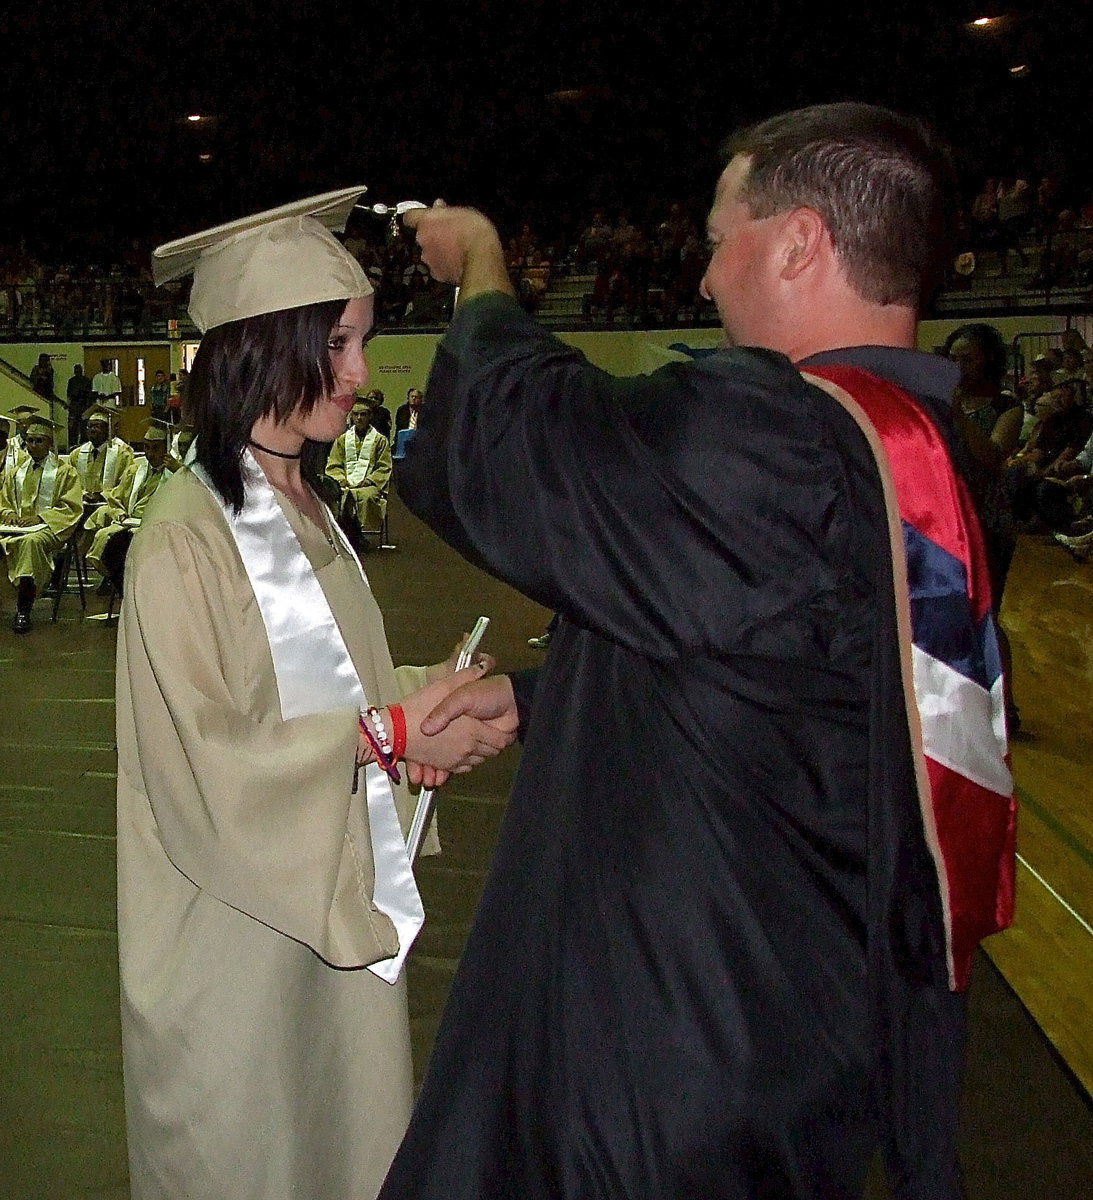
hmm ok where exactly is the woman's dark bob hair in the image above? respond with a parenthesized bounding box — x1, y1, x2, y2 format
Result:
(187, 297, 348, 512)
(941, 322, 1009, 387)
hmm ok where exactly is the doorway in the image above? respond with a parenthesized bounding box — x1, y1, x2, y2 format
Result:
(83, 345, 172, 442)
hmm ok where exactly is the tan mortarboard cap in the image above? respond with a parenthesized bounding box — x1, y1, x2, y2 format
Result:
(151, 186, 374, 333)
(25, 415, 58, 436)
(83, 403, 118, 426)
(10, 404, 39, 418)
(142, 419, 170, 443)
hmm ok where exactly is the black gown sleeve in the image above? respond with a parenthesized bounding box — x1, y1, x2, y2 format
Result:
(400, 292, 853, 663)
(507, 668, 539, 742)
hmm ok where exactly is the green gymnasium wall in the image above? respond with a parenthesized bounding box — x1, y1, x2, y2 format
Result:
(0, 313, 1079, 443)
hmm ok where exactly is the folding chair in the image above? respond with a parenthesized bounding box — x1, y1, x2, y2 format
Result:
(47, 537, 88, 622)
(360, 495, 395, 552)
(392, 428, 416, 460)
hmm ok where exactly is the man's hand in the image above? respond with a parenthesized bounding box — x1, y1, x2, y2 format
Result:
(402, 203, 515, 302)
(399, 665, 517, 775)
(405, 673, 519, 789)
(420, 673, 518, 737)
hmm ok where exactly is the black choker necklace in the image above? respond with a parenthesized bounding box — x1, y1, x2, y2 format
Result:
(248, 438, 302, 460)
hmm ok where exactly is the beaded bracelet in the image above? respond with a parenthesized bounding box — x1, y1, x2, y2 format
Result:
(359, 707, 401, 786)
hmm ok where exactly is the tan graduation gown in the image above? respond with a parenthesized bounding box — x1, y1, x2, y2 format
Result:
(84, 458, 173, 570)
(116, 468, 430, 1200)
(1, 439, 27, 482)
(68, 436, 135, 495)
(0, 453, 83, 587)
(326, 427, 392, 531)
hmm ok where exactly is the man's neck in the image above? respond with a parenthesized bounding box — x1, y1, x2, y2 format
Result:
(751, 281, 919, 363)
(787, 308, 918, 363)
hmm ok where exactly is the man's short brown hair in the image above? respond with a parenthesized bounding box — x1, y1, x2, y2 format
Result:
(724, 102, 954, 308)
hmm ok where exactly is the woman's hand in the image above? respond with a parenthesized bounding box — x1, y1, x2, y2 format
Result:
(424, 635, 496, 685)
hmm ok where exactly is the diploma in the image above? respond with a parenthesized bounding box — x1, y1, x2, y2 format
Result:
(406, 616, 490, 865)
(0, 522, 48, 535)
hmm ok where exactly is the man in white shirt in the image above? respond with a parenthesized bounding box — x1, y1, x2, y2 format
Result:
(395, 387, 424, 433)
(91, 358, 123, 406)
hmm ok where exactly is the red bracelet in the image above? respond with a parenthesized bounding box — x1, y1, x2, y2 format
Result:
(388, 703, 407, 762)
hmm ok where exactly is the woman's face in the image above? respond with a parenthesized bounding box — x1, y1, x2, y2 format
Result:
(948, 337, 987, 386)
(288, 295, 374, 444)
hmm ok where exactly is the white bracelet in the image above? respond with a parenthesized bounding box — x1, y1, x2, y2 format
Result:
(365, 706, 393, 758)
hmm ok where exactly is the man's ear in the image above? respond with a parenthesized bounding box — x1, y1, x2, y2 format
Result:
(779, 207, 828, 280)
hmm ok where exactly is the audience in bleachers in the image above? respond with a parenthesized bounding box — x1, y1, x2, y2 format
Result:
(1007, 377, 1093, 528)
(961, 172, 1093, 294)
(2, 165, 1092, 341)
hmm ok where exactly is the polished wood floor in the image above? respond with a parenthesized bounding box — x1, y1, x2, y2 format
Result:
(0, 499, 1090, 1198)
(987, 535, 1093, 1094)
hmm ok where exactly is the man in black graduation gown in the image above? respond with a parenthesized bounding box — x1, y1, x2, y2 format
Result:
(386, 105, 1001, 1200)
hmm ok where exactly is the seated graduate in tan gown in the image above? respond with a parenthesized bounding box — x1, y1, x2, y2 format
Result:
(325, 396, 393, 542)
(68, 403, 135, 503)
(0, 413, 83, 633)
(0, 412, 28, 481)
(117, 189, 516, 1200)
(85, 419, 177, 588)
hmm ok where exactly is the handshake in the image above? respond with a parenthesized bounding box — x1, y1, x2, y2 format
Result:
(360, 645, 519, 790)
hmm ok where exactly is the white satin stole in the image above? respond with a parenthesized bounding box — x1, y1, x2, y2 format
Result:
(15, 453, 59, 513)
(192, 452, 423, 982)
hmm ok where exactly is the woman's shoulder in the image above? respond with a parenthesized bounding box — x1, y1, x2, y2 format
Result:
(130, 469, 235, 570)
(141, 467, 222, 528)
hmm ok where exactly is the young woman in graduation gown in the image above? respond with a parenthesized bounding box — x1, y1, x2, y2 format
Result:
(115, 189, 515, 1200)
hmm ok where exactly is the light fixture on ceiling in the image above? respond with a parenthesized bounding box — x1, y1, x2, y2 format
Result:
(967, 14, 1006, 31)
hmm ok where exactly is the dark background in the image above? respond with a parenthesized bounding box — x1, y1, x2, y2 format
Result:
(4, 1, 1090, 255)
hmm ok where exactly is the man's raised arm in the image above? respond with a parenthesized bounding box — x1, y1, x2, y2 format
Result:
(403, 203, 516, 305)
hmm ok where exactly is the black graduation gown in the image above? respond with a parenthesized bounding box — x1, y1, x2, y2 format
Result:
(385, 294, 961, 1200)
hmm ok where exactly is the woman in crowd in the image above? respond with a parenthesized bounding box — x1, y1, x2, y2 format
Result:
(116, 188, 516, 1200)
(945, 323, 1024, 729)
(28, 351, 54, 400)
(945, 324, 1023, 592)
